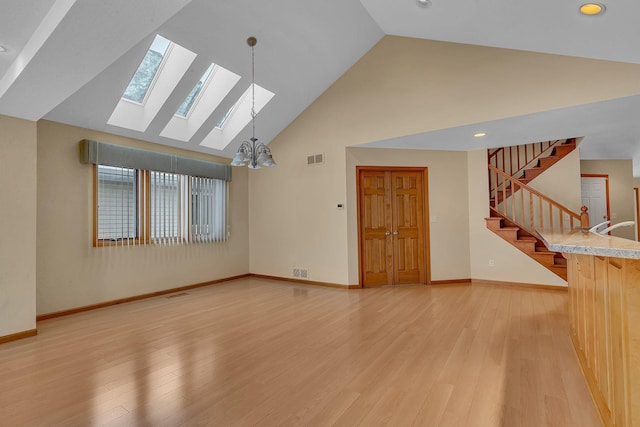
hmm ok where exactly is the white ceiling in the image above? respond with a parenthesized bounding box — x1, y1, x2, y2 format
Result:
(0, 0, 639, 173)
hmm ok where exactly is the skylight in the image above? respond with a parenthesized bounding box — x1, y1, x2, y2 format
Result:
(108, 35, 196, 133)
(215, 98, 240, 129)
(122, 35, 171, 104)
(199, 83, 275, 150)
(176, 63, 215, 117)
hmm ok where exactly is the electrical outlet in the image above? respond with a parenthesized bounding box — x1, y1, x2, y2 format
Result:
(293, 268, 301, 278)
(300, 269, 308, 279)
(489, 259, 495, 267)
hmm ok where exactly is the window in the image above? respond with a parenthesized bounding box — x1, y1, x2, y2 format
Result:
(176, 64, 216, 117)
(191, 177, 227, 242)
(150, 171, 190, 243)
(94, 166, 227, 247)
(215, 99, 239, 129)
(96, 166, 137, 241)
(122, 35, 171, 104)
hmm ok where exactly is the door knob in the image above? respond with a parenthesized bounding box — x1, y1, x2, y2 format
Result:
(385, 231, 391, 236)
(393, 231, 399, 235)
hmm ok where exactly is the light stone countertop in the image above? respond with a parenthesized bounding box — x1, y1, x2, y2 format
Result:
(537, 228, 640, 260)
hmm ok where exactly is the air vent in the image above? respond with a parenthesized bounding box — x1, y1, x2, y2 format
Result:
(293, 267, 308, 278)
(307, 153, 325, 165)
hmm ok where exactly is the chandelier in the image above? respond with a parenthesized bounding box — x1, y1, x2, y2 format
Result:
(231, 37, 276, 169)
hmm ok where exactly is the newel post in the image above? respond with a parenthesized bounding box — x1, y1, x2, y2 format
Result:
(580, 206, 590, 230)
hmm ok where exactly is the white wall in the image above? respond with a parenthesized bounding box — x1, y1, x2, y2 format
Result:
(581, 159, 635, 240)
(467, 150, 567, 286)
(36, 120, 250, 314)
(250, 36, 639, 286)
(527, 148, 583, 215)
(0, 115, 37, 336)
(346, 147, 470, 283)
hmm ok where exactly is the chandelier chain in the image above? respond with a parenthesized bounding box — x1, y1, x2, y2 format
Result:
(251, 41, 256, 140)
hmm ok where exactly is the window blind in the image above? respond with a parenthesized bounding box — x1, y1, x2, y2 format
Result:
(80, 139, 231, 181)
(97, 166, 137, 242)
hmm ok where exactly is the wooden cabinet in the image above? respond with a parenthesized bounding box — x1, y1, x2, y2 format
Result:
(568, 253, 640, 427)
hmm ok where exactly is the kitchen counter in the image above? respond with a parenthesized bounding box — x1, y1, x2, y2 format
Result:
(538, 227, 639, 427)
(537, 227, 640, 259)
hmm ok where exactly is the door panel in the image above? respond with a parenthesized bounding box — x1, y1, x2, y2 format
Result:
(392, 171, 424, 284)
(360, 171, 392, 286)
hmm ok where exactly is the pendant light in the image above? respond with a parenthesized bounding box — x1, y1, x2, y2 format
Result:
(231, 37, 276, 169)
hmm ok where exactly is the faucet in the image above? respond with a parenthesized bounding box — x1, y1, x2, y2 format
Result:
(594, 221, 635, 235)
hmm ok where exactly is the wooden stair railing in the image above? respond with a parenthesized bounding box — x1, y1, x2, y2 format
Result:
(488, 164, 582, 234)
(488, 138, 575, 195)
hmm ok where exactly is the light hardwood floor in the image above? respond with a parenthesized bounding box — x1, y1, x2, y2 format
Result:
(0, 278, 601, 426)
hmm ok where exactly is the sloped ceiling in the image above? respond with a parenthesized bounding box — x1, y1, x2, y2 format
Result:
(0, 0, 639, 173)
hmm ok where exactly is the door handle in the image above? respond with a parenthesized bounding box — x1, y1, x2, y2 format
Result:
(385, 231, 391, 236)
(393, 231, 399, 235)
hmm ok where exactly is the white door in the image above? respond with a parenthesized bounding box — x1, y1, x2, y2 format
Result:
(581, 177, 609, 229)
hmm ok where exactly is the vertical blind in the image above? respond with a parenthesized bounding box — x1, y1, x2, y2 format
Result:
(191, 177, 227, 243)
(96, 165, 228, 246)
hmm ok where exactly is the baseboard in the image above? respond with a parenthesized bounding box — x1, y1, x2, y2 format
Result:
(431, 279, 472, 285)
(36, 274, 252, 321)
(0, 328, 37, 345)
(249, 274, 356, 289)
(471, 278, 568, 292)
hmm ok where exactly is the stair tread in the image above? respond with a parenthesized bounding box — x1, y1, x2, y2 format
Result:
(496, 227, 519, 231)
(532, 250, 557, 255)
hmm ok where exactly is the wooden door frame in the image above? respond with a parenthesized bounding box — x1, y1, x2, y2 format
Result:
(635, 187, 639, 241)
(581, 174, 611, 226)
(356, 166, 431, 288)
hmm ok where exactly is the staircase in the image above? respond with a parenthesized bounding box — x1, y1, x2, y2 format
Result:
(484, 138, 582, 280)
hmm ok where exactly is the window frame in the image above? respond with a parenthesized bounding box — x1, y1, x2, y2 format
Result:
(93, 165, 228, 247)
(121, 35, 173, 106)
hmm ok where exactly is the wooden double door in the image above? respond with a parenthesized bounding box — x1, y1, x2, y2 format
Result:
(357, 167, 429, 287)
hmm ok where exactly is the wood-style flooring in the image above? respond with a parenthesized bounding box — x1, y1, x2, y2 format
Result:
(0, 278, 601, 426)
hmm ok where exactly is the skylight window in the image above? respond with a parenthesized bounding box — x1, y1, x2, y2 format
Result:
(215, 98, 241, 129)
(108, 35, 196, 133)
(122, 35, 171, 104)
(200, 83, 275, 150)
(176, 63, 216, 117)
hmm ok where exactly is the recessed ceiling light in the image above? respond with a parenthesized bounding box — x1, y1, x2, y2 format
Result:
(474, 132, 487, 137)
(579, 3, 605, 15)
(416, 0, 432, 8)
(0, 46, 7, 53)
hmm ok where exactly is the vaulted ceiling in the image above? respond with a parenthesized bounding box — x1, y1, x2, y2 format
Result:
(1, 0, 639, 173)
